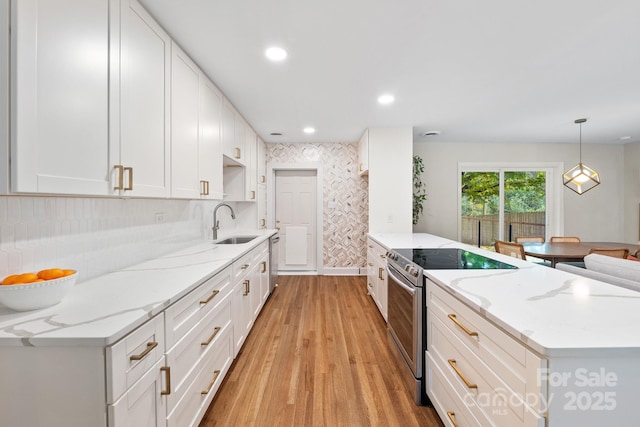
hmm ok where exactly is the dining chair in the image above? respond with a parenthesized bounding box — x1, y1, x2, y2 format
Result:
(515, 236, 545, 243)
(550, 236, 581, 242)
(494, 240, 527, 260)
(588, 247, 629, 259)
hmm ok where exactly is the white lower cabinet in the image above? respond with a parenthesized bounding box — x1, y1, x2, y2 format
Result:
(426, 279, 546, 427)
(367, 237, 388, 321)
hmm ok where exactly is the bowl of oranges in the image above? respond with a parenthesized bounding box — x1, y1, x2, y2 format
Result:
(0, 268, 78, 311)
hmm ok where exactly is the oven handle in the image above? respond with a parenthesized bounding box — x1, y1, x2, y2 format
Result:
(386, 265, 417, 295)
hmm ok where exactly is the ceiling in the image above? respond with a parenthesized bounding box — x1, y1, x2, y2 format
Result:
(139, 0, 640, 145)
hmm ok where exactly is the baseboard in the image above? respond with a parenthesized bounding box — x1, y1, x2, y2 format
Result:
(322, 267, 364, 276)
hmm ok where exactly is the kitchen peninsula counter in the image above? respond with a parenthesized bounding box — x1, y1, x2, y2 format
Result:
(0, 229, 277, 347)
(370, 232, 640, 357)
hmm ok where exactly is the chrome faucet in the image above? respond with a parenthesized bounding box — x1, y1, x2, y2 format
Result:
(212, 203, 236, 240)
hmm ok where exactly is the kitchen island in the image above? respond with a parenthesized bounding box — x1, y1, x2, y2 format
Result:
(0, 229, 276, 427)
(370, 232, 640, 426)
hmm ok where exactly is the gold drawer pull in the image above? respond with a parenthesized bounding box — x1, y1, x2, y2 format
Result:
(448, 314, 479, 337)
(243, 279, 250, 296)
(241, 264, 249, 270)
(114, 165, 124, 190)
(359, 163, 363, 171)
(368, 262, 373, 267)
(160, 366, 171, 395)
(261, 261, 267, 273)
(200, 290, 220, 305)
(446, 411, 459, 427)
(201, 370, 221, 395)
(235, 147, 241, 159)
(129, 341, 158, 361)
(201, 326, 221, 346)
(250, 190, 256, 200)
(378, 267, 384, 280)
(124, 167, 133, 191)
(448, 359, 477, 389)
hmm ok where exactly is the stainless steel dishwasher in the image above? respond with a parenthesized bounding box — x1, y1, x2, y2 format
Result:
(269, 234, 279, 294)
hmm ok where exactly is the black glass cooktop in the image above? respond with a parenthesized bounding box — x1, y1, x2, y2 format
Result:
(393, 248, 517, 270)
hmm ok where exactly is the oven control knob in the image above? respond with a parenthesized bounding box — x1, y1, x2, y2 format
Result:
(410, 268, 419, 277)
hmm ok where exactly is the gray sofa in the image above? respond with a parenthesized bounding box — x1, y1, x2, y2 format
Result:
(556, 253, 640, 292)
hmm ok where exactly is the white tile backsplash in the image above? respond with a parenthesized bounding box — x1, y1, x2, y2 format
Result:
(0, 196, 237, 283)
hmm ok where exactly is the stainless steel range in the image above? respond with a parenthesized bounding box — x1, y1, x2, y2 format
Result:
(385, 247, 517, 405)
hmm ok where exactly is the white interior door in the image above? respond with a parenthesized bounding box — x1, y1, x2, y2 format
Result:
(275, 170, 317, 272)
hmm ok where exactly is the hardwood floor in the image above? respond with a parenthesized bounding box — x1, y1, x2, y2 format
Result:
(199, 275, 443, 427)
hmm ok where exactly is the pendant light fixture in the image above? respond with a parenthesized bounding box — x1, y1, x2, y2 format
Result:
(562, 118, 600, 194)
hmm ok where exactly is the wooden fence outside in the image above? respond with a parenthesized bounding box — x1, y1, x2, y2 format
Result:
(461, 212, 546, 247)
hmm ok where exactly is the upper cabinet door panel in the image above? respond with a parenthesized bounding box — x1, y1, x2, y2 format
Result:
(118, 0, 171, 197)
(11, 0, 112, 195)
(170, 43, 200, 199)
(199, 78, 224, 200)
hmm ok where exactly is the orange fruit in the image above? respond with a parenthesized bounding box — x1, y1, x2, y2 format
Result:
(1, 274, 20, 285)
(17, 273, 39, 284)
(37, 268, 65, 281)
(62, 269, 75, 277)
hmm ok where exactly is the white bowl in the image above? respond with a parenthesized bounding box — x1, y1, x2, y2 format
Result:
(0, 272, 78, 311)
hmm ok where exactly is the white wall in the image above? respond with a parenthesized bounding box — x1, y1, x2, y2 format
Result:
(413, 141, 629, 242)
(623, 142, 640, 243)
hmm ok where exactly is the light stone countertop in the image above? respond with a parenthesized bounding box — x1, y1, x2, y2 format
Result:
(370, 232, 640, 357)
(0, 229, 277, 347)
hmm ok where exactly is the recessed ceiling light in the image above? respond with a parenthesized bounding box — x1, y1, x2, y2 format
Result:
(377, 94, 395, 105)
(620, 136, 632, 141)
(265, 47, 287, 62)
(303, 127, 315, 134)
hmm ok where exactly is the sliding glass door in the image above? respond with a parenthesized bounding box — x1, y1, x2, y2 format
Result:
(460, 165, 555, 249)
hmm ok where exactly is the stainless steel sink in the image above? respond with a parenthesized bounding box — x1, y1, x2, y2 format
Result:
(215, 236, 258, 245)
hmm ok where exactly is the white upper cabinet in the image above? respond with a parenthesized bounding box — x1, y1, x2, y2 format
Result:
(358, 129, 369, 176)
(10, 0, 171, 197)
(199, 78, 224, 200)
(170, 42, 224, 200)
(11, 0, 112, 195)
(170, 42, 201, 199)
(116, 0, 171, 197)
(245, 126, 257, 201)
(221, 99, 246, 165)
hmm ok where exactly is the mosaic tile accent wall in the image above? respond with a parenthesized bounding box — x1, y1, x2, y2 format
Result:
(267, 142, 368, 269)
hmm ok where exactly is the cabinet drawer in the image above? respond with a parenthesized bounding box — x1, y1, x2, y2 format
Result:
(166, 293, 232, 411)
(107, 314, 166, 403)
(165, 265, 233, 350)
(233, 251, 254, 282)
(427, 280, 546, 413)
(429, 311, 545, 427)
(427, 352, 487, 427)
(167, 326, 234, 427)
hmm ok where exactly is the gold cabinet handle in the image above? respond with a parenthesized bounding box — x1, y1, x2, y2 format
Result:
(378, 267, 384, 280)
(446, 411, 459, 427)
(261, 261, 267, 273)
(201, 370, 221, 395)
(241, 264, 250, 270)
(368, 262, 373, 267)
(160, 366, 171, 395)
(379, 254, 386, 259)
(129, 341, 158, 361)
(260, 219, 266, 228)
(205, 180, 209, 195)
(243, 279, 250, 296)
(260, 175, 266, 183)
(200, 290, 220, 305)
(235, 147, 241, 159)
(250, 190, 255, 200)
(448, 314, 479, 337)
(276, 220, 280, 231)
(114, 165, 124, 190)
(448, 359, 477, 389)
(124, 167, 133, 191)
(200, 180, 210, 196)
(359, 163, 363, 171)
(201, 326, 221, 346)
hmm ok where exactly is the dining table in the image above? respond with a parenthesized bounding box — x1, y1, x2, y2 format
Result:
(521, 241, 639, 267)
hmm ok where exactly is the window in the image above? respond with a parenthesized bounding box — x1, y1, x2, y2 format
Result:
(458, 163, 563, 248)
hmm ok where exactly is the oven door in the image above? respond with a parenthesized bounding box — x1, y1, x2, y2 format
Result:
(387, 264, 423, 378)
